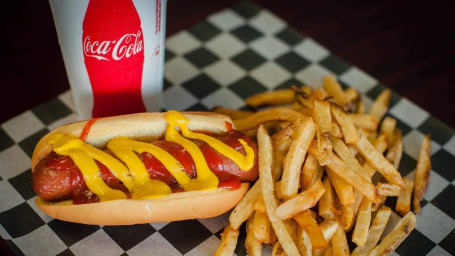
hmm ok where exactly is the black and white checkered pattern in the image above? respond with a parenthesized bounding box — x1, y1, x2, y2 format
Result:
(1, 2, 454, 255)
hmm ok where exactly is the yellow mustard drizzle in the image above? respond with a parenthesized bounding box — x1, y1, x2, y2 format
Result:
(180, 121, 254, 171)
(107, 137, 190, 198)
(48, 110, 255, 202)
(48, 133, 133, 201)
(164, 111, 219, 191)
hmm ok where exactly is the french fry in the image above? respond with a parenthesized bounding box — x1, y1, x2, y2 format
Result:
(330, 103, 359, 144)
(369, 89, 391, 122)
(369, 212, 417, 256)
(374, 133, 388, 154)
(323, 75, 348, 106)
(245, 215, 262, 256)
(301, 153, 324, 190)
(367, 130, 377, 144)
(281, 117, 317, 199)
(296, 94, 314, 110)
(313, 221, 338, 256)
(229, 181, 261, 229)
(272, 242, 286, 256)
(324, 243, 333, 256)
(246, 89, 296, 108)
(331, 122, 343, 138)
(413, 134, 431, 213)
(258, 125, 301, 256)
(272, 119, 301, 144)
(285, 220, 312, 256)
(308, 143, 379, 205)
(348, 142, 358, 155)
(351, 191, 364, 226)
(396, 178, 414, 216)
(275, 181, 285, 200)
(298, 85, 313, 95)
(296, 106, 314, 117)
(296, 226, 313, 256)
(275, 120, 289, 129)
(277, 121, 292, 130)
(243, 121, 280, 139)
(215, 74, 430, 256)
(214, 224, 239, 256)
(386, 129, 403, 169)
(319, 176, 337, 220)
(314, 99, 333, 165)
(253, 195, 266, 213)
(377, 182, 402, 197)
(309, 142, 380, 204)
(356, 97, 365, 114)
(327, 157, 379, 204)
(268, 227, 278, 246)
(293, 210, 328, 249)
(354, 132, 405, 188)
(344, 87, 360, 104)
(325, 167, 355, 206)
(331, 223, 350, 256)
(253, 211, 273, 243)
(351, 196, 372, 246)
(362, 162, 376, 177)
(379, 116, 396, 147)
(285, 218, 300, 240)
(349, 113, 379, 131)
(233, 107, 304, 132)
(272, 137, 292, 181)
(371, 195, 387, 212)
(313, 88, 328, 101)
(332, 137, 370, 180)
(211, 106, 254, 120)
(320, 220, 339, 241)
(340, 204, 354, 231)
(276, 180, 325, 220)
(271, 120, 300, 181)
(344, 189, 364, 232)
(351, 206, 392, 256)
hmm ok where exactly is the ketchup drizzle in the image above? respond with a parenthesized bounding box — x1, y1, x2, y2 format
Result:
(225, 121, 233, 131)
(79, 118, 101, 141)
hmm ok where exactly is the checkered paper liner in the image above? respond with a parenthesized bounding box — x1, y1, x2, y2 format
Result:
(1, 2, 455, 255)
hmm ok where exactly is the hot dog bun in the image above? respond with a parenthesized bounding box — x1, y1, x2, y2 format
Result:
(31, 111, 253, 225)
(35, 183, 249, 225)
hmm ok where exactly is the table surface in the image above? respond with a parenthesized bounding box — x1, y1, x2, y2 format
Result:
(1, 0, 455, 255)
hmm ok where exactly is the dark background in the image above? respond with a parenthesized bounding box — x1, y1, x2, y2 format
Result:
(1, 0, 455, 254)
(1, 0, 454, 128)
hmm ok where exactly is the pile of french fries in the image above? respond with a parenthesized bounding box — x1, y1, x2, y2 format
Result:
(213, 75, 431, 256)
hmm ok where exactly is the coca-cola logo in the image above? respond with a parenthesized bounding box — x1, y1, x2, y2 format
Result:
(83, 31, 143, 61)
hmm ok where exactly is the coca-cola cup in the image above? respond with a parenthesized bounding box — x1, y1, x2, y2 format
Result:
(49, 0, 167, 119)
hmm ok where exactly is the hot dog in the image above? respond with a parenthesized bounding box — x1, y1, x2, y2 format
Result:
(31, 110, 259, 225)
